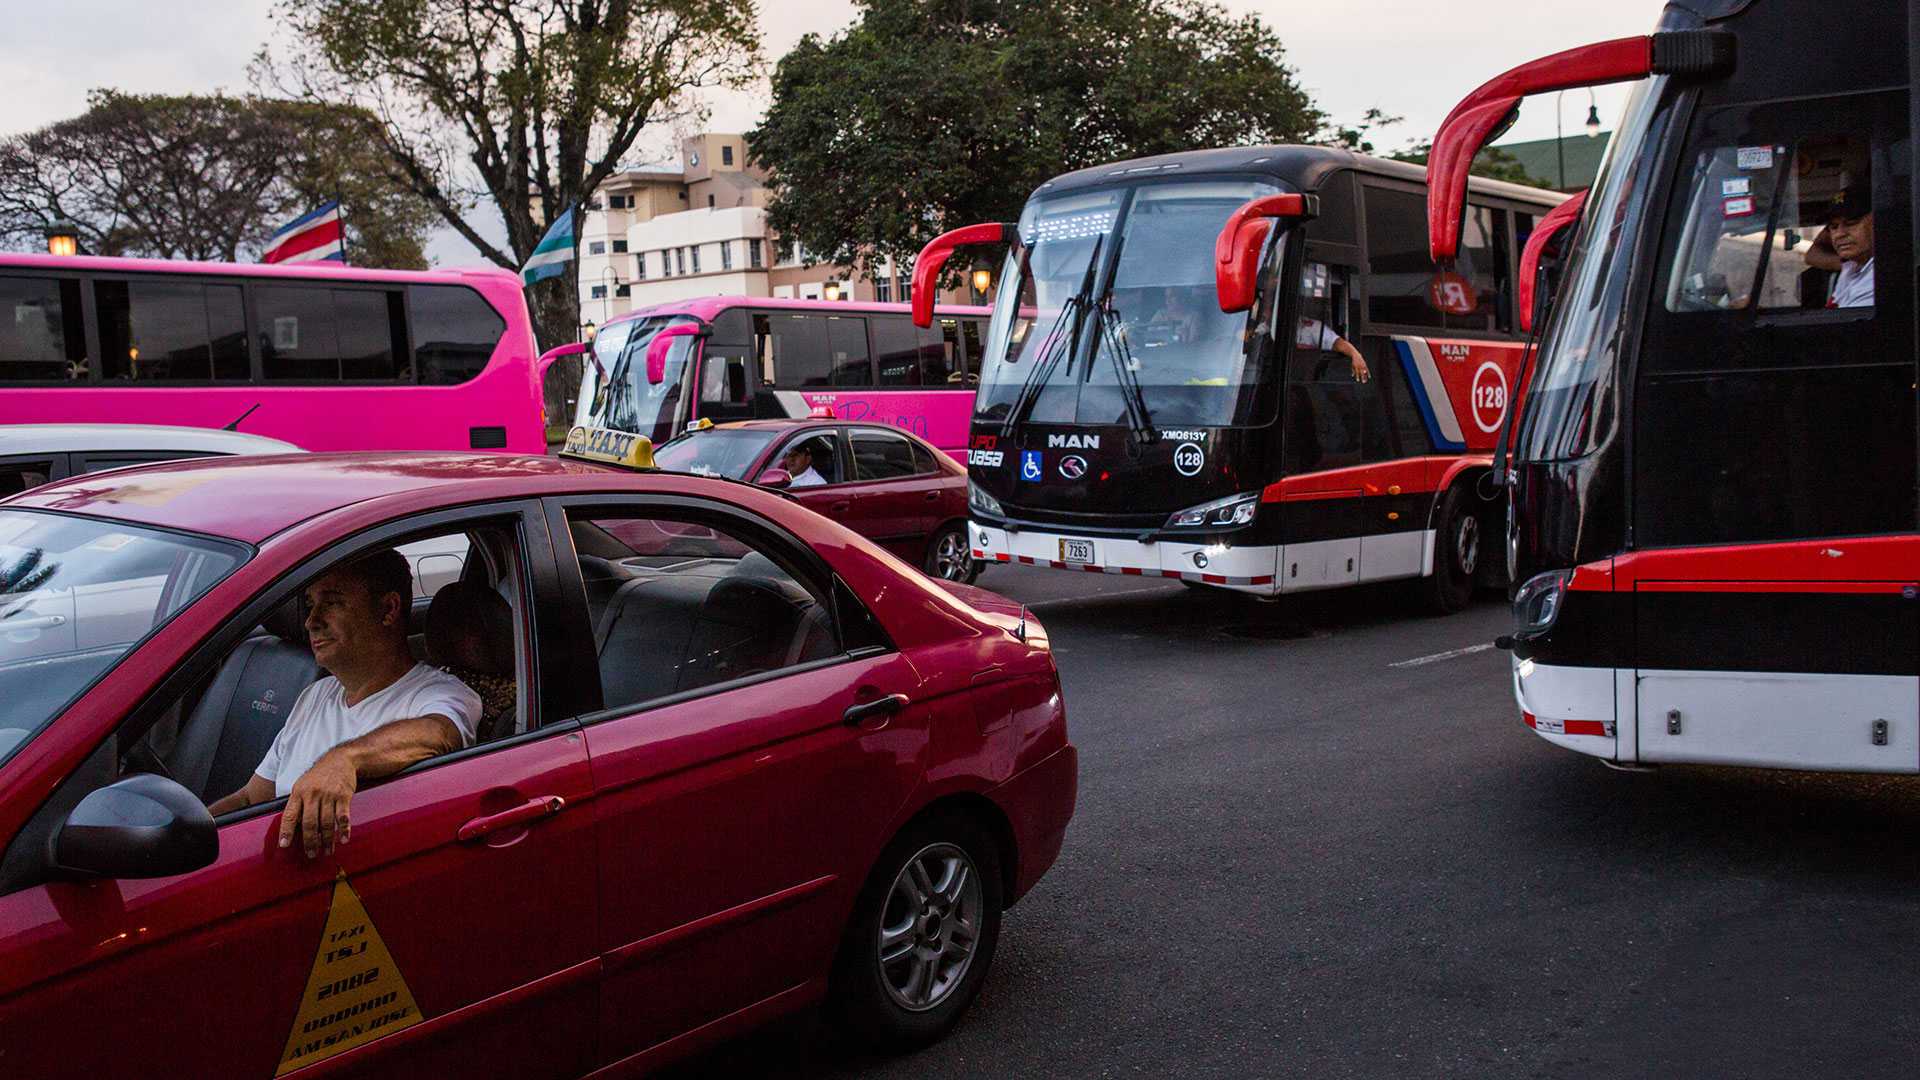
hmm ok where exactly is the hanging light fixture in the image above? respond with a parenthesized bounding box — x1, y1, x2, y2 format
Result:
(1584, 92, 1603, 137)
(43, 220, 79, 257)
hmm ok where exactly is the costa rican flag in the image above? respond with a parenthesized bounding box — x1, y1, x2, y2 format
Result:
(261, 202, 345, 265)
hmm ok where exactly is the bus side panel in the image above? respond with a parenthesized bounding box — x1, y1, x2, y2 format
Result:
(1388, 336, 1527, 454)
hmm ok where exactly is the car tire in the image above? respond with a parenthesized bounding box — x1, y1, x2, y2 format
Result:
(825, 811, 1004, 1052)
(923, 523, 979, 585)
(1421, 482, 1479, 615)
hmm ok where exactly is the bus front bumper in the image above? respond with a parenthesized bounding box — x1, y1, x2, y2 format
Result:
(970, 523, 1279, 594)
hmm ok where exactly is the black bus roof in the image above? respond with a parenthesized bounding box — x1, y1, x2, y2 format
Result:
(1032, 144, 1565, 207)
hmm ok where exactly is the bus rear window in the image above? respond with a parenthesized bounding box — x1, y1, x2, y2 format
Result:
(255, 285, 407, 381)
(0, 277, 85, 383)
(94, 279, 247, 381)
(410, 284, 507, 385)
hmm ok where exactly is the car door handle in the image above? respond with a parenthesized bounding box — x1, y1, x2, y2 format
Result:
(458, 795, 565, 841)
(830, 501, 852, 513)
(844, 693, 909, 727)
(1, 614, 66, 631)
(923, 491, 940, 502)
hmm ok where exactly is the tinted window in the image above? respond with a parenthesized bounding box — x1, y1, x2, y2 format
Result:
(410, 285, 507, 385)
(922, 318, 964, 386)
(872, 316, 921, 386)
(850, 429, 916, 480)
(256, 286, 405, 381)
(0, 277, 86, 383)
(1364, 188, 1511, 333)
(0, 461, 52, 498)
(754, 313, 872, 387)
(94, 279, 248, 382)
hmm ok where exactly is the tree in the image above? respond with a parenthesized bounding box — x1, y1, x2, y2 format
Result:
(0, 91, 434, 267)
(263, 0, 761, 353)
(1389, 141, 1553, 190)
(747, 0, 1322, 279)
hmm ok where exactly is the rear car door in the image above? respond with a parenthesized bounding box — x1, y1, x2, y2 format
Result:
(845, 427, 932, 559)
(0, 502, 600, 1077)
(546, 496, 927, 1070)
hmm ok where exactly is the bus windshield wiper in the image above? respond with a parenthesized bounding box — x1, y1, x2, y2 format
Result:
(1097, 302, 1156, 445)
(1001, 235, 1104, 439)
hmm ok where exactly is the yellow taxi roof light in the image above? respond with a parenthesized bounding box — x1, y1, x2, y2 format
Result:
(559, 425, 657, 470)
(687, 417, 714, 432)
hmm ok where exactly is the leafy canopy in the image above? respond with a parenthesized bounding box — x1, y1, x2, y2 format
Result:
(748, 0, 1323, 276)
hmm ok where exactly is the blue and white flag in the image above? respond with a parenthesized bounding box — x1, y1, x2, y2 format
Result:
(520, 207, 576, 286)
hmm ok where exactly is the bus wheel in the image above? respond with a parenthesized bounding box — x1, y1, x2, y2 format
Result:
(924, 524, 979, 584)
(1423, 484, 1479, 614)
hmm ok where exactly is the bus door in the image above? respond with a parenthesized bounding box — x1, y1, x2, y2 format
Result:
(1629, 90, 1919, 771)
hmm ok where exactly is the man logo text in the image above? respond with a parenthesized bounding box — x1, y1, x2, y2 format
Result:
(1046, 434, 1100, 449)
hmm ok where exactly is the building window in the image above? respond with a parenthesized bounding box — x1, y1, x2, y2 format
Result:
(615, 283, 631, 297)
(876, 276, 892, 303)
(721, 241, 732, 270)
(707, 194, 715, 208)
(590, 285, 608, 299)
(588, 241, 606, 255)
(675, 248, 686, 275)
(691, 246, 702, 274)
(612, 239, 628, 253)
(899, 276, 912, 304)
(722, 145, 734, 166)
(587, 197, 602, 210)
(661, 250, 673, 277)
(749, 239, 763, 268)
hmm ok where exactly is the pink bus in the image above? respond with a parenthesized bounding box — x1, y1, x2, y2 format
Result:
(571, 296, 992, 460)
(0, 253, 547, 452)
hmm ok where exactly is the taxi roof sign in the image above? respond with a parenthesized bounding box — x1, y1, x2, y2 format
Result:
(560, 425, 657, 470)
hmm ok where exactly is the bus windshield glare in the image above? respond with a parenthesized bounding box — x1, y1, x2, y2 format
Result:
(976, 179, 1283, 429)
(574, 315, 697, 444)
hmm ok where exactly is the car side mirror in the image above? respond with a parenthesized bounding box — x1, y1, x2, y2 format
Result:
(52, 773, 217, 879)
(756, 467, 794, 489)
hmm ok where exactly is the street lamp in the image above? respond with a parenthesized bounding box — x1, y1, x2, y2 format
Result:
(598, 265, 621, 323)
(824, 282, 841, 302)
(971, 259, 992, 296)
(1584, 90, 1603, 137)
(43, 220, 78, 257)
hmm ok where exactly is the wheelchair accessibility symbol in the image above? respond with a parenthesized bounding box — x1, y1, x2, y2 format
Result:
(1021, 451, 1042, 481)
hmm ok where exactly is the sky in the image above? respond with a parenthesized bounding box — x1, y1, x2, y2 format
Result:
(0, 0, 1662, 264)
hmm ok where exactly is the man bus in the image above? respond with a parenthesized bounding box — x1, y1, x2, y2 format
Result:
(914, 146, 1565, 612)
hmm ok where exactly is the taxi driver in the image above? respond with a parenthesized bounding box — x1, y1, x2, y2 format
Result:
(208, 550, 480, 857)
(782, 442, 828, 487)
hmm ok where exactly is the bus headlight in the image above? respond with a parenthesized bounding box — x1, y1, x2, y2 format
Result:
(969, 481, 1004, 517)
(1512, 569, 1571, 638)
(1165, 491, 1259, 530)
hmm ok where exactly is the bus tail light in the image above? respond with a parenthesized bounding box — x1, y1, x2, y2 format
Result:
(1426, 31, 1732, 264)
(1518, 189, 1587, 333)
(1512, 569, 1571, 639)
(1214, 193, 1317, 313)
(911, 221, 1019, 328)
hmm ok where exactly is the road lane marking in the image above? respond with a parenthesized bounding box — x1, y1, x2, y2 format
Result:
(1390, 642, 1496, 668)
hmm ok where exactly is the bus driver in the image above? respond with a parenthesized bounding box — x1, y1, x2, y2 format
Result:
(208, 549, 481, 857)
(1807, 185, 1875, 308)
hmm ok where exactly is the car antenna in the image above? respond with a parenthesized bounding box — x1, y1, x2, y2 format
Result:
(222, 403, 262, 432)
(1015, 605, 1028, 642)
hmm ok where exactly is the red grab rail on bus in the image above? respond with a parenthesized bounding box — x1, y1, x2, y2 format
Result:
(1214, 193, 1316, 313)
(1427, 30, 1733, 264)
(1518, 189, 1587, 333)
(912, 222, 1018, 328)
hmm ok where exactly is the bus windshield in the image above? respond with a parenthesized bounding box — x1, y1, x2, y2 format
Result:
(573, 315, 697, 445)
(1516, 76, 1670, 462)
(976, 178, 1282, 429)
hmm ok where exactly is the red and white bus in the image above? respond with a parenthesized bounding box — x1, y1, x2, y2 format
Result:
(915, 146, 1563, 610)
(0, 253, 549, 452)
(1429, 0, 1919, 770)
(571, 296, 991, 461)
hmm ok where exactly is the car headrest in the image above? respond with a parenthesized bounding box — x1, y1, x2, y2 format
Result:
(424, 581, 515, 676)
(702, 575, 811, 628)
(727, 551, 787, 580)
(259, 597, 308, 645)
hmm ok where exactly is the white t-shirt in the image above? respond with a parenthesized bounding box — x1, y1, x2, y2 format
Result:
(789, 465, 827, 487)
(1832, 257, 1875, 308)
(256, 663, 481, 797)
(1295, 317, 1341, 351)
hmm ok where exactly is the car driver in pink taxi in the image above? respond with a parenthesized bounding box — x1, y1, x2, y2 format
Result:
(207, 550, 480, 858)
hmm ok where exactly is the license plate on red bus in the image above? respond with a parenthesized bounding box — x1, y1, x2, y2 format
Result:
(1059, 538, 1095, 565)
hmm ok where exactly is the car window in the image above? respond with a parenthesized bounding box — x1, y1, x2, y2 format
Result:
(0, 510, 246, 772)
(651, 428, 782, 480)
(778, 432, 843, 484)
(849, 429, 916, 481)
(566, 511, 843, 715)
(395, 534, 472, 599)
(0, 459, 55, 498)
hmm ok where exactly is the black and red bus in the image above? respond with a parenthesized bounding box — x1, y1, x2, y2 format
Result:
(914, 147, 1563, 611)
(1429, 0, 1917, 770)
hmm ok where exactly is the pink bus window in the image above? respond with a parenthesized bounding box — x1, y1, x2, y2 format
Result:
(0, 277, 86, 383)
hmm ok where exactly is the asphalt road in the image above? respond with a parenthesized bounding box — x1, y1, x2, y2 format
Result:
(662, 566, 1920, 1079)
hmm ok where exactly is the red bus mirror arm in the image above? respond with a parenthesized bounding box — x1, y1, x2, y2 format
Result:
(1518, 189, 1588, 334)
(1214, 193, 1317, 313)
(911, 221, 1020, 328)
(646, 323, 705, 385)
(538, 341, 591, 381)
(1426, 30, 1732, 263)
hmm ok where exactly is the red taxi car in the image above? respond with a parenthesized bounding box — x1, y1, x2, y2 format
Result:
(651, 419, 978, 584)
(0, 437, 1075, 1077)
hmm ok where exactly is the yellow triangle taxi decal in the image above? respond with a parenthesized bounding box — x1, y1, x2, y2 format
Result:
(276, 871, 424, 1075)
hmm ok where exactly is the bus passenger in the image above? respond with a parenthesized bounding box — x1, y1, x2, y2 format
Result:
(1805, 186, 1874, 307)
(208, 549, 481, 857)
(1295, 317, 1370, 382)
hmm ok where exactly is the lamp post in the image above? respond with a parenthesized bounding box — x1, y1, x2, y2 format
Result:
(42, 220, 79, 257)
(598, 265, 620, 323)
(1584, 89, 1603, 137)
(824, 282, 841, 302)
(970, 258, 992, 302)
